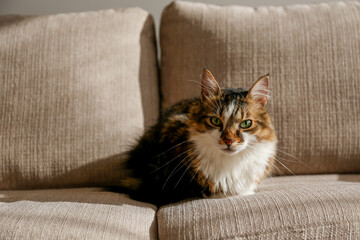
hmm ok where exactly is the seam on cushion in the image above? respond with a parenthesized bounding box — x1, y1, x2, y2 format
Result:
(155, 209, 160, 240)
(220, 220, 360, 240)
(156, 55, 162, 114)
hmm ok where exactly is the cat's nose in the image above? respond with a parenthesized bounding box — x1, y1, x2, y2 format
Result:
(223, 138, 235, 147)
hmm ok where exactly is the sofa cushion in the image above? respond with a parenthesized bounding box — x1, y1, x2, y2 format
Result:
(0, 8, 159, 189)
(0, 188, 157, 239)
(160, 1, 360, 174)
(157, 174, 360, 239)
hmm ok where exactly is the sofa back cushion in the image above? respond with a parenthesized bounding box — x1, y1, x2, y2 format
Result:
(160, 1, 360, 174)
(0, 8, 159, 189)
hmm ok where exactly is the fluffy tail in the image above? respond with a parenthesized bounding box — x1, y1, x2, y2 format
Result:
(100, 151, 141, 194)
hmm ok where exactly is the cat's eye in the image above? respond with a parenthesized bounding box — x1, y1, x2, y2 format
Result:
(209, 116, 222, 127)
(240, 120, 252, 129)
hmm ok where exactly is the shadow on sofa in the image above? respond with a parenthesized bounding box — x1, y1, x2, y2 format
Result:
(338, 174, 360, 182)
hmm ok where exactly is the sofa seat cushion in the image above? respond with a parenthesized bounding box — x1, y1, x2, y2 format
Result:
(0, 188, 157, 240)
(157, 174, 360, 239)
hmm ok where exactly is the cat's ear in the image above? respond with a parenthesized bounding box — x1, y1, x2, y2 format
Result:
(201, 68, 221, 102)
(247, 74, 270, 107)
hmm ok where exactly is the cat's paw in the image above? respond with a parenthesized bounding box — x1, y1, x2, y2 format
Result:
(203, 189, 255, 199)
(243, 190, 255, 196)
(202, 192, 229, 199)
(210, 193, 229, 199)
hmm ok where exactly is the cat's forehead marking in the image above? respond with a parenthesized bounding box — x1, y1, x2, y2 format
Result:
(223, 100, 235, 126)
(221, 90, 247, 124)
(225, 105, 246, 130)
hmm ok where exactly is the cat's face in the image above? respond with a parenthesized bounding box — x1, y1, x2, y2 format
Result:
(189, 69, 276, 156)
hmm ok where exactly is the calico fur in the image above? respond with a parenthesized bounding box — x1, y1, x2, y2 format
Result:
(118, 69, 277, 206)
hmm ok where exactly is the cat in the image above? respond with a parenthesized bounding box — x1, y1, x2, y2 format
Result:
(118, 69, 277, 206)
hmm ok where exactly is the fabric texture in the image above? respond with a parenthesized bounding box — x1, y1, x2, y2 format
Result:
(160, 1, 360, 174)
(0, 188, 157, 239)
(0, 8, 159, 189)
(157, 174, 360, 240)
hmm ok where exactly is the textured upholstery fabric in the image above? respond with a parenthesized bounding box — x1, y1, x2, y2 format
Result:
(160, 1, 360, 174)
(157, 174, 360, 240)
(0, 188, 157, 239)
(0, 8, 159, 189)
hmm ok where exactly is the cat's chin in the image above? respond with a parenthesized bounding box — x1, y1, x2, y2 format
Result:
(221, 147, 242, 156)
(219, 143, 248, 156)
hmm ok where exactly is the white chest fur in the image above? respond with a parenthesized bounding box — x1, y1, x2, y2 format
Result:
(191, 132, 276, 195)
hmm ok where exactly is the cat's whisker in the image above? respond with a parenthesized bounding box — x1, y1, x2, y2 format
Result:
(244, 145, 287, 176)
(272, 162, 290, 176)
(277, 152, 298, 159)
(272, 153, 295, 161)
(189, 169, 197, 184)
(274, 155, 300, 163)
(171, 152, 196, 177)
(239, 144, 288, 176)
(273, 157, 298, 164)
(245, 144, 306, 168)
(152, 140, 193, 159)
(269, 162, 286, 176)
(275, 156, 310, 171)
(276, 148, 299, 160)
(162, 152, 196, 190)
(276, 146, 293, 150)
(276, 148, 308, 166)
(160, 144, 210, 188)
(173, 155, 196, 189)
(273, 157, 296, 176)
(170, 146, 210, 187)
(161, 160, 189, 190)
(151, 147, 196, 173)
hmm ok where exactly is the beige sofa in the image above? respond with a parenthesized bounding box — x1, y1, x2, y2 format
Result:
(0, 1, 359, 239)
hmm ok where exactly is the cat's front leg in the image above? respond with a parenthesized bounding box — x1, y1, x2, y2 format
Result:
(203, 190, 255, 199)
(242, 190, 255, 196)
(242, 183, 256, 196)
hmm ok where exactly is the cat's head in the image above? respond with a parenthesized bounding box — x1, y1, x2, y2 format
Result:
(189, 69, 276, 156)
